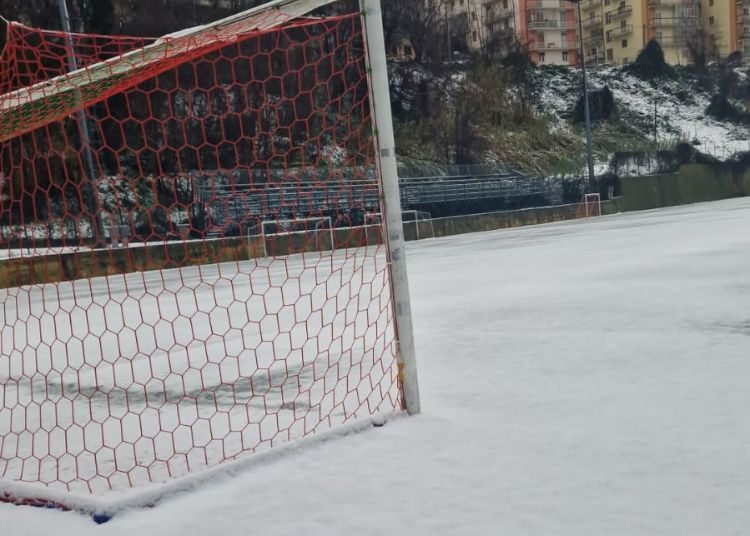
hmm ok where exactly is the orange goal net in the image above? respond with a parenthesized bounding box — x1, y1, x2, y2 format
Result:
(0, 2, 407, 501)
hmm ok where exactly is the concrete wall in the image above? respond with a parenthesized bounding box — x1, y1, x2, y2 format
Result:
(0, 227, 383, 290)
(409, 199, 623, 240)
(1, 200, 618, 289)
(621, 164, 750, 212)
(4, 161, 747, 290)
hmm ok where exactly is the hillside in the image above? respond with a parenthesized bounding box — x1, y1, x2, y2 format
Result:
(390, 58, 750, 177)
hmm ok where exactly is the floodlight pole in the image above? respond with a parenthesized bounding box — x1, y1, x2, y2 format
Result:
(568, 0, 595, 187)
(58, 0, 106, 247)
(360, 0, 420, 416)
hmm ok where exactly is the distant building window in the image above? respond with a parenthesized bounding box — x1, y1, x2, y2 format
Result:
(473, 31, 478, 42)
(539, 52, 546, 62)
(607, 48, 614, 60)
(622, 39, 628, 48)
(709, 0, 714, 6)
(709, 16, 715, 26)
(563, 51, 569, 61)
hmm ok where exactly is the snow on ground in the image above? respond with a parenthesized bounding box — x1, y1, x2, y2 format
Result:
(536, 66, 750, 160)
(4, 197, 750, 535)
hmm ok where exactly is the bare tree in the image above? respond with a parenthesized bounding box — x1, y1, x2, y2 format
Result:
(684, 12, 720, 73)
(382, 0, 448, 65)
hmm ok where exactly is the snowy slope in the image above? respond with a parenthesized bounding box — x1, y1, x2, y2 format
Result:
(4, 198, 750, 535)
(535, 65, 750, 160)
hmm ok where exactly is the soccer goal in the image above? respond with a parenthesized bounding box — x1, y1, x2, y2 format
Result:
(365, 210, 435, 242)
(247, 216, 334, 257)
(0, 0, 419, 511)
(578, 193, 603, 218)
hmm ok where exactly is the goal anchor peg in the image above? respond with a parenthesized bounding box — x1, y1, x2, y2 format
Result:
(92, 513, 113, 525)
(372, 415, 386, 428)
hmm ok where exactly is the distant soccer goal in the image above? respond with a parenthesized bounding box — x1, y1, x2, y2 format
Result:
(0, 0, 420, 509)
(365, 210, 435, 242)
(577, 193, 602, 218)
(247, 216, 334, 257)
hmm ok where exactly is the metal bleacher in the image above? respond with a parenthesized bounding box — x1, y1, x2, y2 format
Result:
(195, 164, 553, 229)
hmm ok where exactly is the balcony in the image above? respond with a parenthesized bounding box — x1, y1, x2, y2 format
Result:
(580, 0, 602, 11)
(606, 24, 633, 40)
(648, 0, 684, 5)
(528, 41, 573, 51)
(527, 19, 576, 30)
(649, 17, 682, 27)
(585, 51, 606, 64)
(605, 3, 633, 22)
(526, 1, 575, 10)
(583, 15, 603, 28)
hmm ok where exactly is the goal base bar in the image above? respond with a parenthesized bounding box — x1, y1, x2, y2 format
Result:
(0, 413, 399, 520)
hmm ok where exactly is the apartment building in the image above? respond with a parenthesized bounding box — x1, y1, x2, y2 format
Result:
(698, 0, 750, 60)
(517, 0, 579, 65)
(739, 1, 750, 59)
(448, 0, 519, 53)
(647, 0, 701, 65)
(426, 0, 749, 66)
(580, 0, 605, 64)
(594, 0, 747, 66)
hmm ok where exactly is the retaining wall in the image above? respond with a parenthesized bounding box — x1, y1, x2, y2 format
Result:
(621, 164, 750, 211)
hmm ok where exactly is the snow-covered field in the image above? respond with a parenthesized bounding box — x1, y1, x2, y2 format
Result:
(4, 197, 750, 535)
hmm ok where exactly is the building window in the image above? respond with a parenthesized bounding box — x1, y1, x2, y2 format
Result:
(539, 52, 546, 62)
(709, 0, 714, 5)
(562, 51, 569, 61)
(473, 31, 478, 42)
(709, 16, 714, 26)
(607, 49, 614, 60)
(622, 39, 628, 48)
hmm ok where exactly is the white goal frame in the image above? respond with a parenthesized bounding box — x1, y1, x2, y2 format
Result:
(581, 193, 602, 218)
(365, 210, 435, 241)
(0, 0, 421, 513)
(248, 216, 334, 257)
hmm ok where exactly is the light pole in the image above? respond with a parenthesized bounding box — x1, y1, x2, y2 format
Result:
(566, 0, 595, 187)
(57, 0, 106, 247)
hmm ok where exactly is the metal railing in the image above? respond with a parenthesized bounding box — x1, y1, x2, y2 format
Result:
(527, 19, 576, 30)
(605, 3, 633, 22)
(193, 166, 570, 229)
(607, 24, 633, 40)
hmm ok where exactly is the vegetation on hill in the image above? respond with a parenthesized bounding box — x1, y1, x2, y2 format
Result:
(2, 0, 750, 178)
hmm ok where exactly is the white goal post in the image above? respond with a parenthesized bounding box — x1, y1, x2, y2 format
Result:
(581, 193, 602, 218)
(0, 0, 421, 512)
(247, 216, 334, 257)
(365, 210, 435, 241)
(360, 0, 420, 415)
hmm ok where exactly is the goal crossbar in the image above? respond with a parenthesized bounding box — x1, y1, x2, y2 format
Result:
(0, 0, 339, 143)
